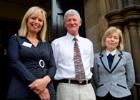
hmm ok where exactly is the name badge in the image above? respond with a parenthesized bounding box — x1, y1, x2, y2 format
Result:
(22, 42, 32, 48)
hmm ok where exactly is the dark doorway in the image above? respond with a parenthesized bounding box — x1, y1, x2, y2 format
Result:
(0, 19, 19, 99)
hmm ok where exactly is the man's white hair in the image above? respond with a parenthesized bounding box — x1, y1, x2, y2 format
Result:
(64, 9, 81, 22)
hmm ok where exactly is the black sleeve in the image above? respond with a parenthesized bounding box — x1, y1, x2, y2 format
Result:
(8, 35, 36, 84)
(46, 43, 56, 80)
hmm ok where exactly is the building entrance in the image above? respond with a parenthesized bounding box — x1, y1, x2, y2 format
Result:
(0, 0, 85, 99)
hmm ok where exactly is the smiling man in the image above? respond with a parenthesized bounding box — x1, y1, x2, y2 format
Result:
(52, 9, 96, 100)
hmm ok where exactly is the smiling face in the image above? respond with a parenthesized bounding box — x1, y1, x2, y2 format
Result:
(27, 12, 44, 34)
(105, 32, 120, 51)
(64, 14, 81, 36)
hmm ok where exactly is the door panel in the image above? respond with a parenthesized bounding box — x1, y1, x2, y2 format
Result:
(0, 19, 19, 99)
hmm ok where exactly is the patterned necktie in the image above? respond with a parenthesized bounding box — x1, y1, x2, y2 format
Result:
(73, 38, 85, 81)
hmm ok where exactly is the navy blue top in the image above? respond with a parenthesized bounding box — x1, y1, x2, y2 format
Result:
(7, 35, 56, 98)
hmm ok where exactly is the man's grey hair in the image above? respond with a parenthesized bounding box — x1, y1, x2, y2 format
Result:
(64, 9, 81, 22)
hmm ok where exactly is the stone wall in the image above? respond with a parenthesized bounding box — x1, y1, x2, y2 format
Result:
(84, 0, 108, 53)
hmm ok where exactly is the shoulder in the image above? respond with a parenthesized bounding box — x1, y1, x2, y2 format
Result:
(9, 34, 19, 42)
(94, 52, 101, 57)
(121, 51, 131, 55)
(9, 34, 17, 39)
(8, 34, 22, 46)
(80, 37, 92, 42)
(121, 51, 132, 57)
(94, 50, 106, 58)
(51, 36, 66, 44)
(42, 42, 52, 48)
(79, 37, 93, 45)
(10, 34, 25, 40)
(41, 42, 53, 53)
(51, 36, 68, 48)
(45, 42, 52, 48)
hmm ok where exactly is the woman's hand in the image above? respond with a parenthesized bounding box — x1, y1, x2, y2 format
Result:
(38, 88, 50, 100)
(29, 75, 51, 93)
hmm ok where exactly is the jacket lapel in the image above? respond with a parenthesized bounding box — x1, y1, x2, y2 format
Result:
(99, 50, 123, 73)
(99, 51, 111, 73)
(110, 51, 122, 72)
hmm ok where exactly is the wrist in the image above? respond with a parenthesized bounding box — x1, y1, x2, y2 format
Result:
(43, 76, 51, 84)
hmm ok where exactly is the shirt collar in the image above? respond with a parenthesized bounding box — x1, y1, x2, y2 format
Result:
(106, 49, 117, 56)
(66, 32, 80, 41)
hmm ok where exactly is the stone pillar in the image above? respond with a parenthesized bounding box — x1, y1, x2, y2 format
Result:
(138, 22, 140, 42)
(123, 26, 131, 52)
(127, 22, 140, 100)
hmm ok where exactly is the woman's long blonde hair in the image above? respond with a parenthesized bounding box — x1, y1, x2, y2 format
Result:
(18, 6, 47, 41)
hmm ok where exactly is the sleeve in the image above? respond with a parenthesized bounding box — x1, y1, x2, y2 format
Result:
(8, 35, 36, 84)
(46, 44, 56, 80)
(51, 41, 58, 68)
(125, 52, 135, 89)
(90, 41, 94, 68)
(93, 54, 99, 87)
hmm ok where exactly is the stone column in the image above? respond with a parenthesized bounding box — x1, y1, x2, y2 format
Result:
(127, 22, 140, 99)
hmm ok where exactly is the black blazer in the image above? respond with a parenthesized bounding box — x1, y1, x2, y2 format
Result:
(7, 35, 56, 98)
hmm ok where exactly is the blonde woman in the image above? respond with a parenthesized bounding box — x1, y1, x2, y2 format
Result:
(93, 26, 135, 100)
(7, 6, 56, 100)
